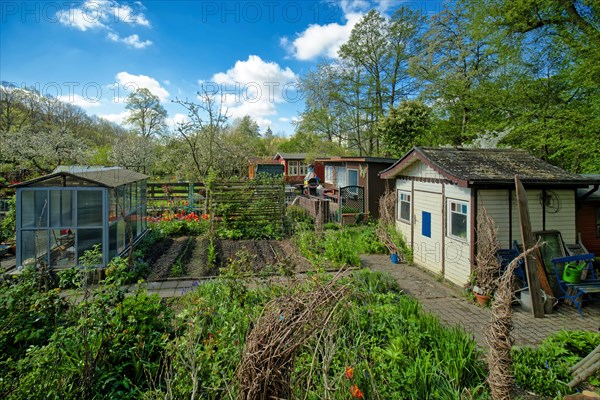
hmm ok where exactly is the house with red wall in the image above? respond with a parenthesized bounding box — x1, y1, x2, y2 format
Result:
(577, 175, 600, 254)
(273, 153, 324, 185)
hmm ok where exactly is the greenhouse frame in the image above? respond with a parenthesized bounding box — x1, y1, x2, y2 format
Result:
(13, 166, 148, 270)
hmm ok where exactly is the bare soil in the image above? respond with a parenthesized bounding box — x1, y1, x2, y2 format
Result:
(148, 236, 192, 280)
(217, 239, 311, 273)
(145, 238, 311, 281)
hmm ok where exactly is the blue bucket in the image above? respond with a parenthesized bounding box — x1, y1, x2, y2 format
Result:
(390, 254, 399, 264)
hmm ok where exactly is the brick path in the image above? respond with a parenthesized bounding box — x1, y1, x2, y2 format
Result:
(361, 254, 600, 347)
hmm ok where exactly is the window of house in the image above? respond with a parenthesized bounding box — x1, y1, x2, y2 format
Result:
(596, 208, 600, 237)
(397, 190, 411, 223)
(299, 163, 308, 176)
(448, 200, 468, 240)
(288, 161, 299, 176)
(325, 166, 334, 183)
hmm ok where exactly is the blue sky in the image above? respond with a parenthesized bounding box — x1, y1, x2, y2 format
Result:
(0, 0, 442, 136)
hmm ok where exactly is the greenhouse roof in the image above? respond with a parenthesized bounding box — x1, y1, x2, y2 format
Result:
(12, 167, 148, 188)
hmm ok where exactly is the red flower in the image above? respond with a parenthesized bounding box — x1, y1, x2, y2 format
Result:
(345, 366, 354, 380)
(202, 214, 210, 220)
(349, 384, 364, 399)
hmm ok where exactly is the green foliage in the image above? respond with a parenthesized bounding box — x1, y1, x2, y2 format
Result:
(378, 100, 432, 157)
(294, 225, 387, 268)
(512, 330, 600, 396)
(0, 195, 16, 242)
(154, 218, 209, 237)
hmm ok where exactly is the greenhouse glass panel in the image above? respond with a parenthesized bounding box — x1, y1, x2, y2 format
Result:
(118, 219, 126, 253)
(22, 191, 48, 228)
(109, 189, 117, 222)
(77, 228, 103, 263)
(21, 230, 48, 268)
(50, 229, 76, 268)
(50, 190, 74, 227)
(109, 223, 118, 257)
(77, 190, 103, 226)
(131, 182, 138, 209)
(124, 185, 131, 213)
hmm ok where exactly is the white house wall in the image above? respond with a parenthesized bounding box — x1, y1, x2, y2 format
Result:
(412, 189, 443, 275)
(395, 180, 412, 243)
(478, 190, 512, 248)
(402, 162, 445, 180)
(544, 191, 576, 243)
(444, 185, 472, 286)
(478, 189, 576, 249)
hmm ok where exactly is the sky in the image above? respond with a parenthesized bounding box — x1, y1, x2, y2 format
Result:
(0, 0, 443, 136)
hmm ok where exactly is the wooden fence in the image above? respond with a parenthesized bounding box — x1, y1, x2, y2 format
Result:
(209, 179, 285, 233)
(147, 179, 286, 233)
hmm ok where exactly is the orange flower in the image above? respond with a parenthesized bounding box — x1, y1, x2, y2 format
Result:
(349, 384, 364, 399)
(345, 366, 354, 380)
(202, 214, 210, 220)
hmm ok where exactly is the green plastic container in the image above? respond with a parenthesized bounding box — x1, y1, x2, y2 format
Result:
(562, 261, 585, 284)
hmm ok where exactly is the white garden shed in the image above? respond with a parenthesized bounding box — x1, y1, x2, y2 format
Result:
(380, 147, 598, 286)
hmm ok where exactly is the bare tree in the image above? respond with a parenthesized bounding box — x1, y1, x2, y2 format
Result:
(172, 88, 229, 180)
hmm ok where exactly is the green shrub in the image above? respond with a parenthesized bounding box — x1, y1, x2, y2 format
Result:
(512, 330, 600, 397)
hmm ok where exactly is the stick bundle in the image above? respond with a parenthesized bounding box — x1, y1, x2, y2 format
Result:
(568, 344, 600, 388)
(237, 273, 348, 400)
(486, 244, 541, 400)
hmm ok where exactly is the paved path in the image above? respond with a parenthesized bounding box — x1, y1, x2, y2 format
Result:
(361, 254, 600, 347)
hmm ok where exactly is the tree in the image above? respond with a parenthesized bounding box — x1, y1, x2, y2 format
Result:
(377, 100, 432, 157)
(412, 2, 497, 145)
(124, 88, 167, 138)
(108, 134, 157, 173)
(172, 88, 229, 180)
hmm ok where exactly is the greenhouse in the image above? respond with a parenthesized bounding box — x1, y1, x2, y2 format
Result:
(13, 166, 148, 270)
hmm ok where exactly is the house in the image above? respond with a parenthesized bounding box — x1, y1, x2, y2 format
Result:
(13, 166, 148, 270)
(315, 156, 396, 219)
(248, 157, 284, 179)
(577, 174, 600, 254)
(273, 153, 324, 185)
(380, 147, 598, 286)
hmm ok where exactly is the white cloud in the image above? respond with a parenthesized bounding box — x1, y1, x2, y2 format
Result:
(57, 1, 152, 48)
(57, 0, 150, 30)
(57, 94, 102, 108)
(99, 111, 129, 124)
(201, 55, 298, 124)
(281, 12, 363, 60)
(278, 117, 290, 123)
(165, 113, 188, 130)
(107, 32, 152, 49)
(115, 72, 170, 101)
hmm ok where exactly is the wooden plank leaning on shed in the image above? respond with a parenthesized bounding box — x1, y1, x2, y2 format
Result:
(515, 175, 553, 317)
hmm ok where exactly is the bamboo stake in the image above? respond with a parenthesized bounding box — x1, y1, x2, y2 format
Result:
(568, 358, 600, 388)
(570, 344, 600, 372)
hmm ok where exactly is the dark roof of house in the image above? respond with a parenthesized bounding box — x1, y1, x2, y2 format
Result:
(248, 157, 281, 165)
(577, 174, 600, 201)
(12, 167, 148, 188)
(315, 156, 397, 164)
(380, 147, 599, 188)
(273, 153, 307, 160)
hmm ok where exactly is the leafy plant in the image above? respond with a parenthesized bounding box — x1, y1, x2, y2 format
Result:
(512, 330, 600, 396)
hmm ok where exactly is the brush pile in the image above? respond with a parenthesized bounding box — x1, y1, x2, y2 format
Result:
(486, 244, 540, 400)
(237, 272, 348, 400)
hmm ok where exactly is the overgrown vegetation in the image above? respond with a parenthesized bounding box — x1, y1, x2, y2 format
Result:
(512, 330, 600, 397)
(293, 224, 387, 268)
(0, 264, 491, 399)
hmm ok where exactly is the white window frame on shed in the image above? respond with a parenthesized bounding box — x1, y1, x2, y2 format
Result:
(299, 163, 308, 176)
(447, 199, 469, 241)
(397, 190, 411, 223)
(288, 161, 299, 176)
(325, 166, 334, 183)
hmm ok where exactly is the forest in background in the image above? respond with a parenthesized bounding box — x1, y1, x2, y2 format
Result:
(1, 0, 599, 181)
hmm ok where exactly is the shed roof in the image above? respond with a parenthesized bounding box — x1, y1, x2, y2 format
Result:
(577, 174, 600, 201)
(273, 153, 307, 160)
(380, 147, 598, 188)
(12, 167, 148, 188)
(315, 156, 396, 164)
